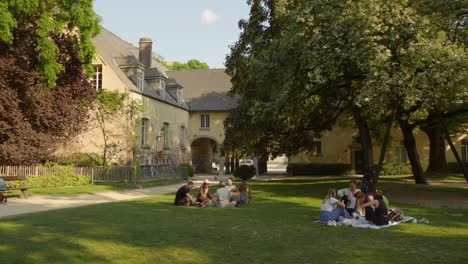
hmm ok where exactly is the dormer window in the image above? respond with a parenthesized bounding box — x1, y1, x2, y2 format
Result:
(176, 88, 183, 103)
(160, 79, 166, 99)
(137, 68, 144, 90)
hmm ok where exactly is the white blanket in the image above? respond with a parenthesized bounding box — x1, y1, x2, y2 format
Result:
(316, 216, 415, 229)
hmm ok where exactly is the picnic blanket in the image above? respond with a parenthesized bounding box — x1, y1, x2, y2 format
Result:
(316, 216, 416, 229)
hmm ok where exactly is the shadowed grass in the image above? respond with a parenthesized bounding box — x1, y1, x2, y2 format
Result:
(3, 178, 183, 197)
(0, 179, 467, 263)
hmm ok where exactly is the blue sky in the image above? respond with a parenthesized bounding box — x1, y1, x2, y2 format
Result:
(93, 0, 250, 68)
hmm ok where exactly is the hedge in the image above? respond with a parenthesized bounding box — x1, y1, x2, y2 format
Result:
(6, 167, 92, 188)
(287, 162, 466, 177)
(234, 165, 256, 180)
(176, 163, 194, 179)
(447, 162, 468, 173)
(286, 163, 353, 176)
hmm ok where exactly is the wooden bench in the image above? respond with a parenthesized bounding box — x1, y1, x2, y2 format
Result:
(0, 176, 30, 199)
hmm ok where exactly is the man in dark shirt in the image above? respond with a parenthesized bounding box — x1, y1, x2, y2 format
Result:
(174, 181, 196, 206)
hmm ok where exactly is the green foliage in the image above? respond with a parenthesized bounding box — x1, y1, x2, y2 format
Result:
(176, 163, 194, 179)
(8, 167, 91, 188)
(234, 165, 256, 180)
(286, 163, 353, 176)
(162, 59, 209, 71)
(53, 153, 105, 167)
(96, 91, 126, 112)
(95, 90, 127, 166)
(0, 0, 100, 87)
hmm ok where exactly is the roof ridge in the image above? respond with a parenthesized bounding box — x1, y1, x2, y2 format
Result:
(99, 26, 136, 49)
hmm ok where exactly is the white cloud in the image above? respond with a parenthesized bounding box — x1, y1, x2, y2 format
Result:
(200, 9, 218, 25)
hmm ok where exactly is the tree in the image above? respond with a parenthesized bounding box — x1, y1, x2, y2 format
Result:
(0, 0, 100, 87)
(358, 0, 468, 184)
(94, 91, 127, 166)
(226, 0, 386, 191)
(160, 59, 209, 71)
(0, 0, 100, 165)
(226, 0, 467, 188)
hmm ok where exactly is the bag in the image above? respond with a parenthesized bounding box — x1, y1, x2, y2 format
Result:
(0, 193, 6, 203)
(0, 178, 6, 191)
(388, 208, 404, 222)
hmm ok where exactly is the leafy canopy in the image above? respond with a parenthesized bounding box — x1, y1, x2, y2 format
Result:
(0, 0, 100, 87)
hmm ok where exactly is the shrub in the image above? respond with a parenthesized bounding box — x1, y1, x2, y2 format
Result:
(447, 162, 468, 173)
(234, 165, 256, 180)
(286, 163, 353, 176)
(176, 163, 194, 179)
(380, 162, 428, 176)
(52, 153, 104, 167)
(7, 167, 91, 188)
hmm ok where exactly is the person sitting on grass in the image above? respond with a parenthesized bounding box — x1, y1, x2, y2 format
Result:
(226, 177, 240, 203)
(360, 192, 389, 226)
(237, 180, 251, 207)
(319, 188, 351, 224)
(216, 181, 236, 208)
(337, 180, 361, 215)
(174, 181, 197, 206)
(197, 179, 216, 206)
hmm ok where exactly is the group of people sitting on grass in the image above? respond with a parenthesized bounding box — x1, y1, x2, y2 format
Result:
(320, 180, 395, 226)
(174, 177, 251, 208)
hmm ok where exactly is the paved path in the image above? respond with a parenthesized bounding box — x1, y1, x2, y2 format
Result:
(0, 183, 183, 219)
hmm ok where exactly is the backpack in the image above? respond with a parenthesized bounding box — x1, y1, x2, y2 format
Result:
(0, 193, 6, 203)
(388, 208, 404, 222)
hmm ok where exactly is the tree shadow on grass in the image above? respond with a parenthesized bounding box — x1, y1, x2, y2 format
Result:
(0, 181, 467, 264)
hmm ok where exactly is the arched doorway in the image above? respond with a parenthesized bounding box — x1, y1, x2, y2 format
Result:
(191, 137, 218, 173)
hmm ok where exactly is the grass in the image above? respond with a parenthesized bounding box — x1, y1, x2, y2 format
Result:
(3, 178, 183, 197)
(0, 178, 467, 263)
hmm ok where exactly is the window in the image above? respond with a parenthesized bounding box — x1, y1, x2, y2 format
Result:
(394, 141, 407, 163)
(462, 140, 468, 162)
(137, 68, 144, 90)
(162, 123, 169, 149)
(141, 118, 149, 146)
(176, 88, 181, 103)
(200, 114, 210, 128)
(160, 80, 166, 99)
(311, 141, 322, 155)
(179, 126, 185, 146)
(91, 65, 102, 91)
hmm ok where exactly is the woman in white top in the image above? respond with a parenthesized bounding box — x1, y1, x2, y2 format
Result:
(319, 188, 351, 223)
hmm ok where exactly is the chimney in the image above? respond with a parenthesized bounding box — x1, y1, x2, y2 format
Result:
(138, 37, 152, 69)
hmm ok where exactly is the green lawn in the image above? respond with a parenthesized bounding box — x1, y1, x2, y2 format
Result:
(0, 179, 467, 263)
(3, 178, 183, 196)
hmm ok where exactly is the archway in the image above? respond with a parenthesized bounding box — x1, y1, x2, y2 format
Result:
(191, 137, 218, 173)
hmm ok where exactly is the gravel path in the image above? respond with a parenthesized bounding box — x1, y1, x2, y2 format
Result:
(0, 183, 183, 219)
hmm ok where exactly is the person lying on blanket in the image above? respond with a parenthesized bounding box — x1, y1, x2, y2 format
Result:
(359, 192, 389, 226)
(319, 188, 351, 223)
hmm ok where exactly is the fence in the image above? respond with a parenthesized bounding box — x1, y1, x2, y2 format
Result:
(0, 164, 176, 183)
(140, 164, 176, 181)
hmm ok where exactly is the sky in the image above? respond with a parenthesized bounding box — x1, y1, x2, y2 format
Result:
(93, 0, 251, 68)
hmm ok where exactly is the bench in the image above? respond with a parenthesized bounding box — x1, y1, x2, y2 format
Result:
(0, 176, 30, 199)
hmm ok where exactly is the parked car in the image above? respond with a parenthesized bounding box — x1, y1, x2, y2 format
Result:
(239, 159, 254, 167)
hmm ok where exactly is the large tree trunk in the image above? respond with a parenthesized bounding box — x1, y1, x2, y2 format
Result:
(436, 110, 468, 182)
(375, 113, 394, 177)
(352, 106, 377, 193)
(422, 124, 448, 173)
(398, 119, 428, 184)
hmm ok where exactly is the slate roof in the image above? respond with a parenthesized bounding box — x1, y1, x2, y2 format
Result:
(91, 27, 188, 110)
(166, 69, 239, 111)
